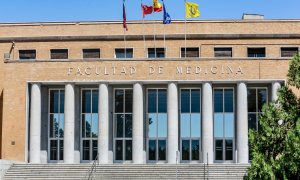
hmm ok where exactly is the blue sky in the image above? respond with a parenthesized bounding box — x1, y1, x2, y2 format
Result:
(0, 0, 299, 22)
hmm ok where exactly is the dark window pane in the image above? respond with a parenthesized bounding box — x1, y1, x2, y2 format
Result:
(83, 140, 90, 160)
(248, 48, 265, 58)
(247, 89, 256, 112)
(158, 89, 167, 113)
(51, 49, 68, 59)
(125, 90, 133, 113)
(115, 140, 123, 160)
(50, 114, 54, 138)
(158, 140, 166, 160)
(248, 114, 257, 130)
(148, 89, 157, 113)
(82, 90, 91, 113)
(148, 140, 156, 160)
(92, 140, 98, 160)
(191, 89, 201, 113)
(82, 115, 86, 138)
(50, 90, 59, 113)
(125, 140, 132, 160)
(257, 89, 267, 112)
(60, 91, 64, 113)
(148, 48, 165, 58)
(214, 48, 232, 57)
(50, 140, 58, 160)
(115, 90, 124, 113)
(182, 140, 190, 160)
(181, 90, 190, 113)
(59, 140, 64, 161)
(19, 50, 36, 59)
(83, 49, 100, 59)
(192, 140, 200, 160)
(281, 47, 298, 57)
(215, 140, 223, 160)
(225, 140, 233, 160)
(224, 89, 233, 112)
(125, 114, 132, 138)
(92, 90, 98, 113)
(214, 89, 223, 113)
(181, 47, 199, 58)
(115, 49, 133, 58)
(116, 114, 124, 138)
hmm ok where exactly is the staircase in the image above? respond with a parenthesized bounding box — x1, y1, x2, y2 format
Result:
(4, 163, 249, 180)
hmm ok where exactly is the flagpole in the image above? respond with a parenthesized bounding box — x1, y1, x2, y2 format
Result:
(124, 27, 127, 59)
(141, 0, 146, 58)
(163, 0, 166, 53)
(123, 0, 127, 59)
(154, 21, 157, 58)
(184, 0, 187, 58)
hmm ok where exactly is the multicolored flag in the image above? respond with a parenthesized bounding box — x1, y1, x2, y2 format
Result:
(123, 0, 128, 31)
(141, 4, 153, 18)
(153, 0, 163, 12)
(185, 2, 200, 18)
(162, 1, 171, 24)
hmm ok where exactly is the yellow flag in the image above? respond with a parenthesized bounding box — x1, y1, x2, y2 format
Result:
(185, 2, 200, 18)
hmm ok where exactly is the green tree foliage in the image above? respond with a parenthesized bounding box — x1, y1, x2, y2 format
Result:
(247, 54, 300, 180)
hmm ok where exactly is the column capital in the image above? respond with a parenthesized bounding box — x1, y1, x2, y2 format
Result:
(133, 81, 144, 86)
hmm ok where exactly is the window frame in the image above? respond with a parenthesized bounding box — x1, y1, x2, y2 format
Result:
(82, 48, 101, 59)
(18, 49, 37, 60)
(247, 47, 266, 58)
(147, 48, 166, 58)
(180, 47, 200, 58)
(50, 49, 69, 60)
(280, 47, 299, 58)
(213, 47, 233, 58)
(114, 48, 134, 59)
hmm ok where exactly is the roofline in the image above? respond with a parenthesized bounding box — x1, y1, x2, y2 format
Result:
(1, 19, 300, 27)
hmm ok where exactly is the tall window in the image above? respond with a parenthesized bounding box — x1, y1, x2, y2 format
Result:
(148, 48, 165, 58)
(181, 48, 199, 58)
(114, 89, 133, 161)
(247, 48, 265, 58)
(214, 88, 234, 161)
(214, 47, 232, 57)
(49, 89, 64, 161)
(147, 89, 167, 161)
(248, 88, 268, 131)
(180, 89, 201, 161)
(81, 89, 98, 161)
(19, 50, 36, 60)
(115, 48, 133, 58)
(50, 49, 68, 59)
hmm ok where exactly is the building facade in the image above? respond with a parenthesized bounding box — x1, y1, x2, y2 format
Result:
(0, 19, 299, 164)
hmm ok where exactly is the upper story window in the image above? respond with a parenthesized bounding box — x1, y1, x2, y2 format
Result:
(214, 47, 232, 57)
(181, 47, 199, 58)
(50, 49, 68, 59)
(281, 47, 299, 57)
(83, 49, 100, 59)
(19, 50, 36, 60)
(247, 48, 265, 58)
(148, 48, 165, 58)
(115, 48, 133, 58)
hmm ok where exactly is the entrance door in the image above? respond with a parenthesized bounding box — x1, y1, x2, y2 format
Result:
(48, 89, 64, 162)
(114, 89, 133, 162)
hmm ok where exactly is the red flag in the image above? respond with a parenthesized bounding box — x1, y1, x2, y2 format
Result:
(123, 0, 128, 31)
(141, 4, 153, 18)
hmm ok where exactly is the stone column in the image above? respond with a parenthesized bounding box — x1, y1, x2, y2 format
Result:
(237, 82, 249, 163)
(98, 83, 109, 164)
(30, 83, 41, 163)
(64, 83, 75, 163)
(132, 83, 144, 164)
(202, 82, 213, 164)
(167, 82, 178, 164)
(272, 82, 281, 101)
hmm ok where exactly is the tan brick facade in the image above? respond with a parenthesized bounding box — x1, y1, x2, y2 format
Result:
(0, 20, 299, 162)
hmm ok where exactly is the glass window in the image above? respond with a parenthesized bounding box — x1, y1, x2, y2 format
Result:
(180, 114, 190, 138)
(115, 48, 133, 58)
(148, 113, 157, 138)
(214, 47, 232, 57)
(181, 90, 190, 113)
(148, 48, 165, 58)
(191, 140, 200, 160)
(214, 114, 223, 138)
(214, 89, 223, 112)
(158, 140, 166, 160)
(191, 114, 201, 138)
(50, 49, 68, 59)
(191, 89, 200, 113)
(224, 89, 233, 112)
(115, 90, 124, 113)
(148, 140, 156, 160)
(83, 49, 100, 59)
(158, 90, 167, 113)
(19, 50, 36, 60)
(182, 140, 190, 160)
(157, 114, 167, 138)
(181, 47, 199, 58)
(148, 89, 157, 113)
(281, 47, 298, 57)
(248, 48, 265, 58)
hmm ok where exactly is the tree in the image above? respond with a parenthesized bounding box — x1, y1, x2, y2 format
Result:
(247, 54, 300, 180)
